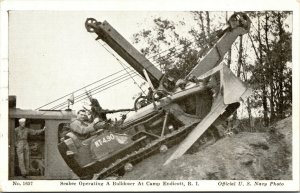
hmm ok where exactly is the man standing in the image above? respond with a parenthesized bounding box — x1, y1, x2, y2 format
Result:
(15, 118, 45, 178)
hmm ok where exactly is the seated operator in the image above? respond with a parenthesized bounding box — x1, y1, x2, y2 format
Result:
(69, 109, 100, 138)
(86, 95, 128, 128)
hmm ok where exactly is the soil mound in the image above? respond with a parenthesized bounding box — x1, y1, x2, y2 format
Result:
(121, 117, 292, 180)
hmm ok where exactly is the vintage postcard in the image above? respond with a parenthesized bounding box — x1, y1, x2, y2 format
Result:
(0, 0, 299, 191)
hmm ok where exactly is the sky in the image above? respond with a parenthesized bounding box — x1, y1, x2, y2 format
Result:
(8, 11, 194, 113)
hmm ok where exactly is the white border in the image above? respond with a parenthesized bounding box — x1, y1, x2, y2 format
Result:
(0, 0, 299, 191)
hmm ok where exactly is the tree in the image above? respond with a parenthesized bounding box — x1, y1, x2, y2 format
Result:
(132, 12, 222, 81)
(131, 11, 292, 127)
(248, 11, 292, 124)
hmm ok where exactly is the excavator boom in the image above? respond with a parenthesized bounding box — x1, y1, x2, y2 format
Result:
(85, 19, 163, 88)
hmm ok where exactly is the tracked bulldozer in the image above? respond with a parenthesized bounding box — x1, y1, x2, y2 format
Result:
(58, 12, 252, 179)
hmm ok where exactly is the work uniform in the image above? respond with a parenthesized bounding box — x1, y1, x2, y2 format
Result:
(69, 119, 96, 135)
(14, 126, 44, 176)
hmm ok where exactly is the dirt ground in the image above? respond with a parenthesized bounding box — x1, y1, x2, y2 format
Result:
(121, 117, 292, 180)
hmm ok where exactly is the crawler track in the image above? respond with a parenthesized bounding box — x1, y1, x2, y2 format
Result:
(92, 122, 199, 180)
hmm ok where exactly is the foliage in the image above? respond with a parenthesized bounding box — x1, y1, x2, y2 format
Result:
(132, 11, 292, 125)
(247, 11, 292, 124)
(132, 12, 220, 80)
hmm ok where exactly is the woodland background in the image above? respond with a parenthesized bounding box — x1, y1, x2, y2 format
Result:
(131, 11, 292, 128)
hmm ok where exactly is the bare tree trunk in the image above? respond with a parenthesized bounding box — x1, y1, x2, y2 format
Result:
(199, 12, 205, 33)
(257, 14, 269, 126)
(206, 11, 210, 35)
(264, 12, 275, 123)
(226, 12, 232, 68)
(276, 12, 285, 119)
(206, 11, 213, 48)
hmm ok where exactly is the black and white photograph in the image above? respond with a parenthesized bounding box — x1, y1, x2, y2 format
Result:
(0, 0, 299, 191)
